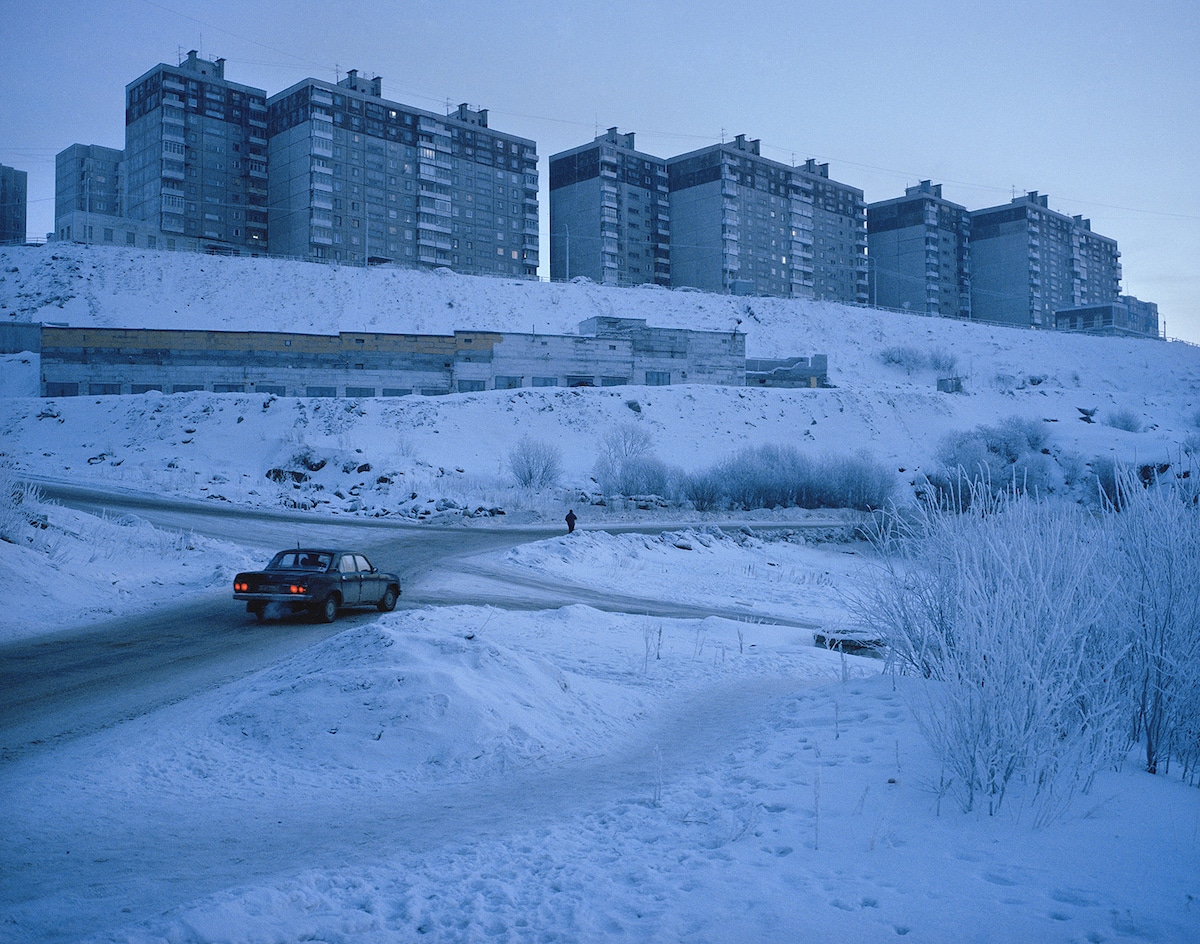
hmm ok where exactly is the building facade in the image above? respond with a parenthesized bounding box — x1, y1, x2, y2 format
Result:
(667, 135, 814, 297)
(123, 51, 269, 254)
(267, 73, 538, 275)
(969, 192, 1120, 327)
(0, 163, 28, 245)
(866, 181, 971, 318)
(797, 160, 867, 305)
(549, 129, 670, 287)
(35, 319, 745, 397)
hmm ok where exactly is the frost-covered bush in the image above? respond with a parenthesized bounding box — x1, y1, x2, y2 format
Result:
(593, 424, 664, 496)
(858, 487, 1126, 819)
(929, 349, 958, 374)
(1105, 408, 1143, 433)
(928, 416, 1054, 502)
(507, 435, 563, 489)
(687, 445, 893, 512)
(1102, 470, 1200, 778)
(0, 468, 42, 544)
(879, 345, 927, 374)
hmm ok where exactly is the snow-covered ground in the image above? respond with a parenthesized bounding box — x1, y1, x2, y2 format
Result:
(2, 246, 1200, 942)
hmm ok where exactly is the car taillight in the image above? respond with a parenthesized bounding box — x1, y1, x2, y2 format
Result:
(234, 581, 248, 592)
(289, 584, 307, 594)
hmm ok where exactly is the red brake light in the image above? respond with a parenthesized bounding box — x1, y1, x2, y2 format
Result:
(289, 584, 307, 594)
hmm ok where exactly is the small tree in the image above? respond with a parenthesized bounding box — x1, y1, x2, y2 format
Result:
(507, 435, 562, 489)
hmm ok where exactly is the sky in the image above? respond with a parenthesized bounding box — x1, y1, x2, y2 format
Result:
(2, 0, 1198, 342)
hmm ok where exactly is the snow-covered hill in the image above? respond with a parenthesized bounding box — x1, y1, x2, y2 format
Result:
(2, 243, 1199, 514)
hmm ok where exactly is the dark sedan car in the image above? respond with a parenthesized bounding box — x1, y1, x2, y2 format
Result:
(233, 549, 400, 623)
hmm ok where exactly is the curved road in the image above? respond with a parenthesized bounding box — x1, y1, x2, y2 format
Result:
(1, 482, 827, 762)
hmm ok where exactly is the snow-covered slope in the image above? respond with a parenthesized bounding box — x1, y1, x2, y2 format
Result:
(2, 243, 1199, 513)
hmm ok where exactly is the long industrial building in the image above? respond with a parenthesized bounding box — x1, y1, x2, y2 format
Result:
(29, 318, 759, 397)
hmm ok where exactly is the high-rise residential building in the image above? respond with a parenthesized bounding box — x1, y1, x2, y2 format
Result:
(797, 159, 867, 305)
(54, 144, 124, 243)
(969, 192, 1120, 327)
(867, 181, 971, 318)
(0, 163, 28, 245)
(124, 50, 269, 253)
(268, 72, 539, 275)
(548, 128, 670, 287)
(667, 135, 813, 298)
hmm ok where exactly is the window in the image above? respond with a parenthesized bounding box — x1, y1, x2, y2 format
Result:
(213, 383, 245, 393)
(44, 381, 80, 397)
(256, 384, 286, 395)
(89, 383, 121, 395)
(345, 386, 375, 398)
(645, 371, 671, 386)
(305, 386, 337, 397)
(532, 377, 557, 387)
(131, 383, 163, 394)
(457, 380, 486, 392)
(381, 388, 412, 397)
(494, 376, 523, 389)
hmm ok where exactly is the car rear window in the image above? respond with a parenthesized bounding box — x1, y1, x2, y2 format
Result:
(268, 551, 333, 571)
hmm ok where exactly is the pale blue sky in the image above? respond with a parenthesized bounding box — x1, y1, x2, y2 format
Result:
(3, 0, 1197, 340)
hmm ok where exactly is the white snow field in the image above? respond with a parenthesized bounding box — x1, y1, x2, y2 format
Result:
(1, 245, 1199, 942)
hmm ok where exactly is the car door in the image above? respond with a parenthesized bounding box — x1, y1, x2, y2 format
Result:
(356, 554, 383, 603)
(336, 554, 362, 606)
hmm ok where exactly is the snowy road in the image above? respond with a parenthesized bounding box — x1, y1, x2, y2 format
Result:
(1, 484, 825, 761)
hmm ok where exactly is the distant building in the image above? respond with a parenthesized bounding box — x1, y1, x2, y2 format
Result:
(796, 160, 867, 305)
(1055, 295, 1160, 338)
(667, 135, 814, 297)
(867, 181, 970, 318)
(267, 74, 538, 275)
(54, 144, 124, 244)
(35, 319, 745, 397)
(0, 163, 28, 245)
(124, 50, 269, 253)
(970, 192, 1120, 327)
(549, 128, 670, 287)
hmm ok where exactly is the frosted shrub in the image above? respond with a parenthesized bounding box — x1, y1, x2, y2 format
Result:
(0, 469, 42, 544)
(929, 349, 958, 374)
(507, 435, 563, 489)
(858, 486, 1125, 819)
(1104, 408, 1143, 433)
(928, 416, 1054, 502)
(1103, 470, 1200, 777)
(879, 345, 926, 374)
(688, 446, 893, 512)
(593, 424, 667, 496)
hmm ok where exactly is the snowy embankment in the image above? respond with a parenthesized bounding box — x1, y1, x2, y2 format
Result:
(3, 526, 1198, 943)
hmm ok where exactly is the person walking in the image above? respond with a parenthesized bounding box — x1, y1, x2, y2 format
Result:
(565, 509, 577, 533)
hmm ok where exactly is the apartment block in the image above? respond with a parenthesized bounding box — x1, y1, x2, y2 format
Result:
(667, 135, 813, 297)
(867, 181, 971, 317)
(0, 163, 28, 245)
(970, 192, 1120, 327)
(267, 73, 538, 275)
(124, 50, 269, 253)
(549, 128, 670, 286)
(796, 160, 867, 305)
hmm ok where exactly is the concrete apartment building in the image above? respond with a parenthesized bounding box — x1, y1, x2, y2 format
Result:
(866, 181, 971, 318)
(54, 144, 126, 244)
(0, 163, 28, 245)
(969, 192, 1120, 328)
(267, 73, 538, 275)
(797, 159, 867, 305)
(548, 128, 670, 287)
(667, 135, 814, 298)
(122, 51, 270, 254)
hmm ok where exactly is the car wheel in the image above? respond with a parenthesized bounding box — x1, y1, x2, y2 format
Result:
(378, 587, 398, 612)
(314, 594, 339, 623)
(248, 603, 266, 622)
